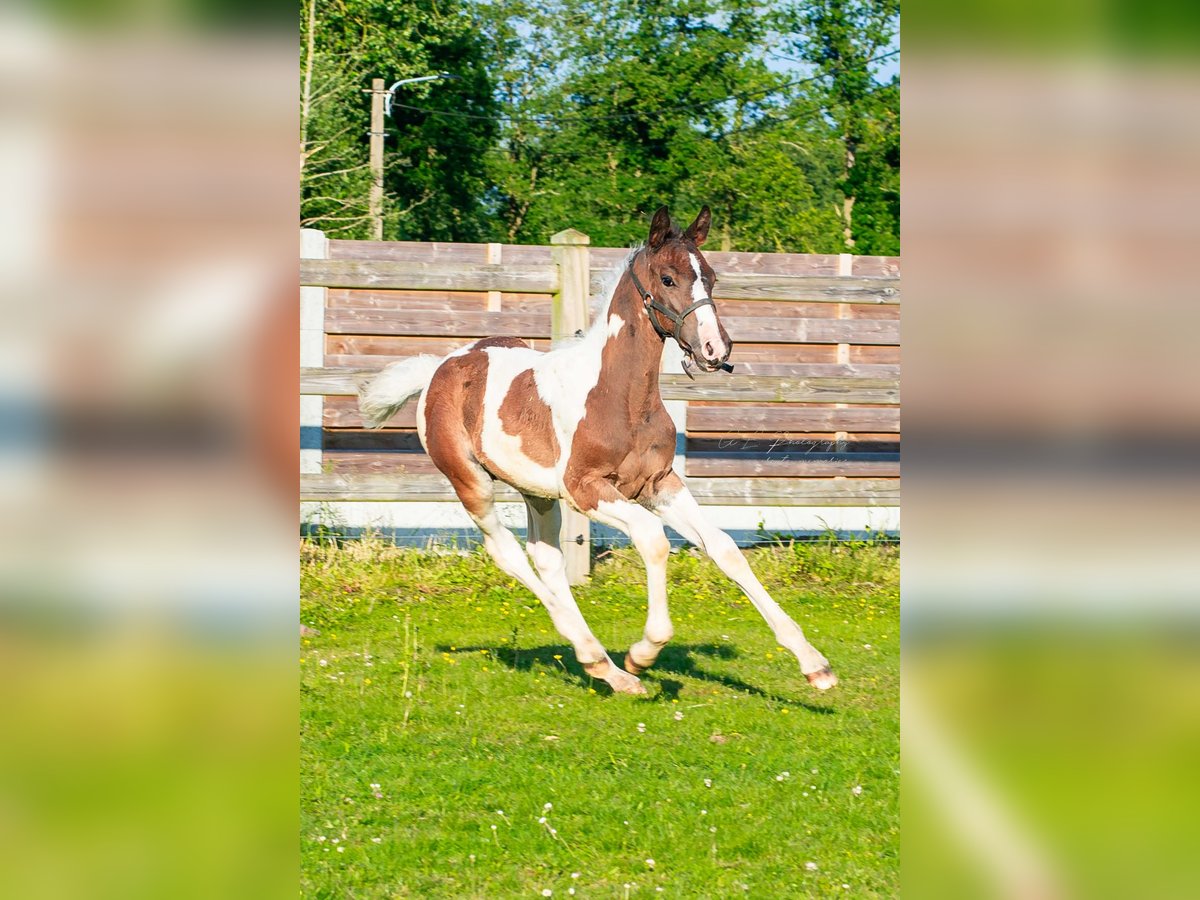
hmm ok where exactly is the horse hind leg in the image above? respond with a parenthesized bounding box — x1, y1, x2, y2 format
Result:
(450, 465, 644, 695)
(521, 494, 645, 695)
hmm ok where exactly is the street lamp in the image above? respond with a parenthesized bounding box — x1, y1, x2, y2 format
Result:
(384, 72, 459, 117)
(368, 73, 459, 240)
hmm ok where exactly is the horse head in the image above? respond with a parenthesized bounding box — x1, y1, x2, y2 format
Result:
(635, 205, 733, 373)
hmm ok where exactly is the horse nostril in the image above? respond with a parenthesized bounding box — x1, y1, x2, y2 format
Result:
(704, 341, 715, 358)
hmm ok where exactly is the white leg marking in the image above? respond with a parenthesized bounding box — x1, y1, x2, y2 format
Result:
(474, 505, 607, 666)
(654, 479, 833, 682)
(591, 498, 674, 673)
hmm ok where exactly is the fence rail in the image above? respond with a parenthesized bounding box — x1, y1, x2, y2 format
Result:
(300, 473, 899, 507)
(300, 367, 900, 405)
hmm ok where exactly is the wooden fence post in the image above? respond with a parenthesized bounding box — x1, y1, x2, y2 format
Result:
(551, 228, 591, 583)
(300, 228, 328, 476)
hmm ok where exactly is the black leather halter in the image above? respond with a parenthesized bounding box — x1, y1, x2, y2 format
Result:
(627, 250, 717, 342)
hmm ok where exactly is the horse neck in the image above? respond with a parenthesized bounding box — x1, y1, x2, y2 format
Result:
(593, 272, 668, 413)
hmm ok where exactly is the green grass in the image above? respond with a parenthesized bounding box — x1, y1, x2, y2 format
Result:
(301, 538, 898, 898)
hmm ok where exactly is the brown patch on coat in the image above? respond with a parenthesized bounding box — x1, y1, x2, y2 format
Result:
(421, 337, 531, 517)
(498, 368, 559, 466)
(563, 275, 677, 512)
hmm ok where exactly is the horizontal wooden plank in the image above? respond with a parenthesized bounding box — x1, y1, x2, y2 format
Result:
(323, 450, 440, 475)
(850, 345, 901, 364)
(302, 473, 523, 502)
(326, 308, 551, 338)
(685, 456, 901, 477)
(300, 473, 899, 506)
(688, 406, 900, 433)
(591, 272, 900, 304)
(302, 258, 559, 293)
(323, 308, 894, 345)
(305, 368, 900, 406)
(687, 477, 899, 506)
(326, 335, 553, 358)
(328, 289, 550, 313)
(658, 374, 899, 405)
(325, 240, 898, 278)
(687, 436, 899, 452)
(722, 316, 898, 345)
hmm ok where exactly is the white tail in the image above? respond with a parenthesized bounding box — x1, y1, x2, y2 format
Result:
(357, 355, 443, 428)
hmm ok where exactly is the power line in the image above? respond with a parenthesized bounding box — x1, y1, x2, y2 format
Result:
(389, 49, 899, 126)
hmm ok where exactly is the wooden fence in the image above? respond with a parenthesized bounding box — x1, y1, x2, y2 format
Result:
(299, 228, 899, 579)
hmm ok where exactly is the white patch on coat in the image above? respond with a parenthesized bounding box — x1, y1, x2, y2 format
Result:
(607, 313, 626, 337)
(532, 322, 607, 477)
(689, 252, 726, 358)
(480, 346, 560, 497)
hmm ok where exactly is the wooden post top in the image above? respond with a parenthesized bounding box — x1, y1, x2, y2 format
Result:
(550, 228, 590, 246)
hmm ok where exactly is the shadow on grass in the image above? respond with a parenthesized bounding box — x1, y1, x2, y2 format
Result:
(437, 641, 836, 715)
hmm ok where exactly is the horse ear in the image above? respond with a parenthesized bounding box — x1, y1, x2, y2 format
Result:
(684, 205, 711, 247)
(648, 206, 673, 251)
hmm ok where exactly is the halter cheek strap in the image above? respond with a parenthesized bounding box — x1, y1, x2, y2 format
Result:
(628, 252, 716, 343)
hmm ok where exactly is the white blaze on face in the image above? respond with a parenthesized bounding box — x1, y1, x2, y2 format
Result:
(689, 252, 726, 360)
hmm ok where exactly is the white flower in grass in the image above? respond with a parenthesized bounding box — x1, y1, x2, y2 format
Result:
(336, 846, 345, 853)
(371, 837, 382, 844)
(852, 784, 863, 796)
(805, 861, 818, 871)
(571, 873, 580, 879)
(538, 816, 547, 824)
(544, 802, 553, 811)
(703, 778, 712, 788)
(568, 890, 575, 896)
(496, 810, 504, 816)
(645, 858, 655, 868)
(673, 710, 683, 721)
(542, 890, 553, 897)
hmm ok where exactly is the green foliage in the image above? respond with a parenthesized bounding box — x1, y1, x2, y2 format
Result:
(301, 541, 898, 896)
(301, 0, 898, 252)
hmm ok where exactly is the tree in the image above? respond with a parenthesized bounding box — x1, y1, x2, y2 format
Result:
(300, 0, 496, 240)
(785, 0, 899, 252)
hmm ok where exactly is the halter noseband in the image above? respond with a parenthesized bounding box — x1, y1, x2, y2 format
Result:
(627, 250, 717, 343)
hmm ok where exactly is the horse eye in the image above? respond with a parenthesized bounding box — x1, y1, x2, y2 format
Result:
(660, 275, 674, 287)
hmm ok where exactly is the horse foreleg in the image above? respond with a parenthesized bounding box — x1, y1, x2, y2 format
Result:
(568, 479, 674, 678)
(650, 472, 837, 690)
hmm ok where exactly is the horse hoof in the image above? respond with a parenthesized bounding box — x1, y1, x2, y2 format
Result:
(805, 667, 838, 691)
(623, 653, 646, 676)
(608, 668, 648, 696)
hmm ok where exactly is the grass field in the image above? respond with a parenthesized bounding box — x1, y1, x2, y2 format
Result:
(300, 537, 899, 898)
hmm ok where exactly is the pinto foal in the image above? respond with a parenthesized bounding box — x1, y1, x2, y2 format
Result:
(360, 206, 837, 695)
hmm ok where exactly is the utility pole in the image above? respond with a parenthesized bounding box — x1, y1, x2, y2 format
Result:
(368, 77, 386, 241)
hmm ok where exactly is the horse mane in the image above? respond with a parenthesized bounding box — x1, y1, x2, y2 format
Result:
(582, 245, 642, 339)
